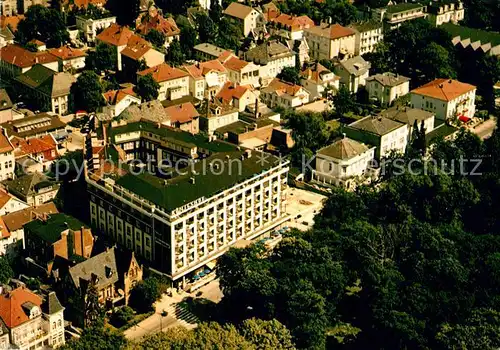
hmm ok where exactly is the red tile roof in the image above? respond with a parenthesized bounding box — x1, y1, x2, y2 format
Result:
(306, 23, 355, 39)
(264, 78, 304, 96)
(102, 87, 137, 105)
(411, 79, 476, 101)
(138, 63, 188, 83)
(48, 46, 86, 60)
(0, 216, 10, 239)
(223, 57, 249, 72)
(28, 39, 45, 47)
(96, 24, 134, 47)
(224, 2, 254, 19)
(0, 129, 13, 153)
(0, 190, 13, 211)
(0, 45, 58, 68)
(271, 14, 315, 31)
(120, 35, 152, 61)
(217, 81, 252, 102)
(182, 60, 226, 79)
(73, 0, 107, 7)
(0, 15, 24, 32)
(164, 102, 200, 124)
(0, 287, 43, 328)
(10, 135, 58, 160)
(136, 11, 180, 37)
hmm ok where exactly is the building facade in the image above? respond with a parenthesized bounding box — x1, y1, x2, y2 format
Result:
(76, 15, 116, 42)
(137, 63, 190, 101)
(428, 1, 464, 26)
(304, 23, 356, 60)
(350, 21, 383, 56)
(366, 72, 410, 106)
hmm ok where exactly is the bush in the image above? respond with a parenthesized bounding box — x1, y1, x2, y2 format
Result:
(110, 306, 134, 328)
(129, 277, 166, 313)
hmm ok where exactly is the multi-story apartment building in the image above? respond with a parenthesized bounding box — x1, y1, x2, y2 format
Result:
(427, 0, 464, 26)
(366, 72, 410, 106)
(335, 56, 371, 94)
(300, 62, 340, 101)
(137, 63, 189, 101)
(373, 3, 427, 31)
(4, 173, 60, 206)
(48, 46, 86, 71)
(0, 45, 58, 78)
(76, 14, 116, 42)
(261, 78, 310, 108)
(182, 60, 228, 100)
(223, 2, 265, 37)
(0, 286, 65, 349)
(305, 23, 356, 60)
(0, 128, 14, 181)
(221, 55, 261, 88)
(244, 40, 295, 83)
(345, 115, 408, 160)
(199, 102, 239, 135)
(349, 21, 383, 55)
(85, 120, 289, 285)
(269, 14, 315, 41)
(410, 78, 476, 121)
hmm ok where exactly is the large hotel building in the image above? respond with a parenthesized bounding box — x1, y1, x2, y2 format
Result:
(84, 120, 289, 285)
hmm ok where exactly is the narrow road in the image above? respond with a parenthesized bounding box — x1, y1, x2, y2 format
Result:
(471, 117, 497, 139)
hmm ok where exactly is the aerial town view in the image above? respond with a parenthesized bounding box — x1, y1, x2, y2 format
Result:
(0, 0, 499, 348)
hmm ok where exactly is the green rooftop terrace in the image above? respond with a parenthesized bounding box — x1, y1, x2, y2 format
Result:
(24, 213, 87, 243)
(386, 2, 424, 13)
(109, 121, 238, 153)
(441, 23, 500, 47)
(114, 150, 282, 212)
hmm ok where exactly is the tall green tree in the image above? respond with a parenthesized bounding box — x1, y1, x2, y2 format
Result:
(165, 38, 186, 67)
(59, 323, 127, 350)
(145, 29, 166, 49)
(331, 85, 355, 117)
(239, 318, 295, 350)
(84, 282, 102, 327)
(134, 74, 160, 102)
(0, 257, 13, 284)
(70, 71, 105, 112)
(277, 67, 301, 85)
(85, 43, 117, 73)
(179, 24, 198, 60)
(198, 14, 217, 44)
(105, 0, 139, 25)
(15, 5, 69, 47)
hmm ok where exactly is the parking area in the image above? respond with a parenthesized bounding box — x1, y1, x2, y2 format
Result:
(284, 187, 327, 231)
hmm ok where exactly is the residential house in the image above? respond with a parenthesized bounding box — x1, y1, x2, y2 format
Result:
(335, 56, 371, 93)
(300, 62, 340, 101)
(0, 113, 66, 139)
(3, 173, 60, 206)
(0, 26, 13, 48)
(349, 21, 383, 56)
(102, 87, 140, 118)
(0, 129, 14, 181)
(269, 14, 315, 40)
(14, 64, 76, 115)
(182, 60, 228, 100)
(304, 23, 356, 60)
(76, 13, 116, 42)
(312, 136, 376, 189)
(193, 43, 231, 61)
(10, 135, 58, 173)
(96, 24, 134, 71)
(137, 63, 189, 101)
(48, 46, 87, 71)
(428, 0, 464, 27)
(0, 216, 12, 256)
(244, 40, 295, 83)
(118, 100, 171, 126)
(19, 0, 49, 13)
(120, 35, 165, 75)
(372, 3, 427, 31)
(221, 55, 261, 88)
(0, 44, 58, 77)
(0, 286, 65, 349)
(64, 0, 107, 10)
(215, 117, 280, 150)
(443, 23, 500, 57)
(261, 78, 310, 109)
(366, 72, 410, 106)
(216, 81, 258, 112)
(0, 89, 13, 123)
(0, 190, 28, 216)
(410, 78, 476, 121)
(135, 6, 180, 49)
(344, 115, 408, 160)
(223, 2, 265, 37)
(24, 213, 94, 273)
(262, 1, 279, 21)
(284, 37, 309, 67)
(1, 202, 58, 255)
(164, 102, 200, 134)
(60, 247, 142, 325)
(199, 101, 239, 135)
(382, 106, 435, 135)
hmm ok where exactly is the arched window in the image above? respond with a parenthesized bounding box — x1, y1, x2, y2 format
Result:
(58, 319, 62, 327)
(52, 322, 56, 329)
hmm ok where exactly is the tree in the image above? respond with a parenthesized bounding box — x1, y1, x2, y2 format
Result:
(277, 67, 301, 85)
(198, 14, 217, 44)
(134, 74, 160, 102)
(24, 42, 39, 52)
(145, 29, 166, 49)
(216, 17, 242, 51)
(84, 282, 102, 327)
(59, 323, 127, 350)
(70, 71, 105, 112)
(129, 277, 165, 313)
(165, 38, 186, 67)
(209, 1, 223, 24)
(85, 43, 117, 73)
(331, 85, 355, 117)
(105, 0, 139, 25)
(240, 318, 295, 350)
(110, 306, 134, 328)
(15, 5, 69, 47)
(418, 42, 456, 81)
(0, 257, 13, 284)
(179, 24, 198, 60)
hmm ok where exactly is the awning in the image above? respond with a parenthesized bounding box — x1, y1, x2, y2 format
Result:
(205, 261, 217, 270)
(459, 115, 471, 122)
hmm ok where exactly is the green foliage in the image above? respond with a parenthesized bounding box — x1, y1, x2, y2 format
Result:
(0, 256, 13, 284)
(462, 0, 500, 31)
(84, 282, 103, 327)
(58, 323, 127, 350)
(331, 85, 356, 117)
(276, 67, 301, 86)
(216, 17, 243, 51)
(86, 43, 117, 73)
(24, 42, 39, 52)
(179, 24, 198, 60)
(239, 318, 295, 350)
(129, 277, 165, 313)
(26, 277, 41, 291)
(70, 71, 105, 112)
(198, 13, 217, 44)
(277, 0, 358, 25)
(105, 0, 139, 25)
(110, 306, 135, 328)
(165, 38, 186, 67)
(134, 74, 160, 102)
(145, 29, 166, 49)
(15, 5, 69, 47)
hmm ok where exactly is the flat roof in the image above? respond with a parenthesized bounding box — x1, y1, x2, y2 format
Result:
(24, 213, 86, 243)
(386, 3, 424, 13)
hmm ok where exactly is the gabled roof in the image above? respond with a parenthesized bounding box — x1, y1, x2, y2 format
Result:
(103, 87, 137, 105)
(10, 135, 57, 160)
(41, 292, 64, 315)
(69, 247, 119, 289)
(411, 79, 477, 101)
(271, 14, 314, 31)
(301, 62, 337, 83)
(382, 107, 434, 126)
(305, 23, 355, 40)
(120, 35, 153, 61)
(366, 72, 410, 87)
(182, 60, 227, 79)
(136, 10, 180, 37)
(223, 56, 249, 72)
(338, 56, 371, 77)
(0, 129, 13, 153)
(96, 23, 134, 46)
(348, 115, 405, 136)
(0, 287, 42, 328)
(318, 137, 371, 160)
(0, 26, 14, 41)
(245, 40, 294, 65)
(224, 2, 254, 19)
(119, 100, 169, 124)
(15, 64, 76, 98)
(262, 78, 304, 97)
(4, 173, 59, 199)
(0, 216, 9, 240)
(138, 63, 188, 83)
(48, 46, 86, 60)
(1, 202, 59, 232)
(0, 190, 16, 211)
(0, 45, 58, 69)
(164, 102, 200, 125)
(217, 81, 253, 102)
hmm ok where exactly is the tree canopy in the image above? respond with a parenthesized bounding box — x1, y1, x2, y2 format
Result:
(0, 257, 13, 284)
(85, 43, 117, 74)
(165, 38, 186, 67)
(70, 71, 105, 113)
(145, 29, 166, 49)
(277, 67, 302, 86)
(134, 74, 160, 102)
(15, 5, 69, 47)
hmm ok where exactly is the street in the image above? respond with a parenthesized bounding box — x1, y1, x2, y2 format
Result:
(471, 117, 497, 139)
